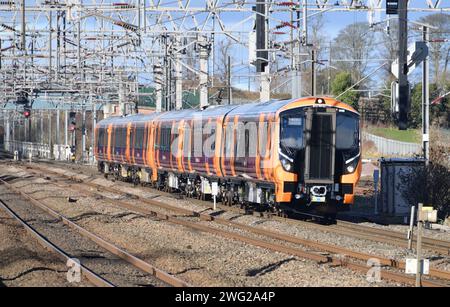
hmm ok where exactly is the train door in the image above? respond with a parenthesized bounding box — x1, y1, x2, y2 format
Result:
(107, 124, 113, 161)
(304, 108, 336, 184)
(127, 123, 133, 164)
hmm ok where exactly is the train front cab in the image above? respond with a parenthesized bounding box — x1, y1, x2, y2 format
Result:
(273, 97, 361, 215)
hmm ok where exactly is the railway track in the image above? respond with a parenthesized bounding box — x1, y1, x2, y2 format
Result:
(6, 162, 450, 287)
(0, 177, 190, 287)
(334, 220, 450, 253)
(0, 199, 114, 287)
(26, 160, 450, 255)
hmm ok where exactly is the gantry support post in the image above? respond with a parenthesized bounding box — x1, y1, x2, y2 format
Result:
(174, 37, 183, 110)
(198, 35, 209, 108)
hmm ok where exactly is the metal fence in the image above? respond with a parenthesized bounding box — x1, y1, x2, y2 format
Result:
(362, 132, 422, 156)
(5, 141, 95, 164)
(6, 140, 52, 160)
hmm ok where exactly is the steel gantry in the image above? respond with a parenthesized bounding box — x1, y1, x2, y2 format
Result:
(0, 0, 447, 112)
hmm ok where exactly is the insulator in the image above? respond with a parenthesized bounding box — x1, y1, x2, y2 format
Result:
(276, 2, 296, 6)
(1, 23, 16, 32)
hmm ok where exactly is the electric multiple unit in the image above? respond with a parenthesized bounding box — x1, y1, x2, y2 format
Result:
(94, 97, 361, 216)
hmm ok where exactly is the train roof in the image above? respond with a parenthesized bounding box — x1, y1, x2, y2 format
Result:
(96, 97, 356, 126)
(226, 99, 294, 117)
(96, 112, 160, 126)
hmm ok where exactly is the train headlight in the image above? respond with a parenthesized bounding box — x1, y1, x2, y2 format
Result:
(346, 165, 355, 173)
(344, 155, 359, 174)
(315, 98, 325, 104)
(281, 158, 293, 172)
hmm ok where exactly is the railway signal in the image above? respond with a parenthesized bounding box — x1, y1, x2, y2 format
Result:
(397, 0, 409, 130)
(69, 111, 76, 131)
(391, 39, 429, 129)
(23, 106, 31, 118)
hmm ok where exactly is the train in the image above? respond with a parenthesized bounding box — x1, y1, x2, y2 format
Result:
(94, 97, 362, 217)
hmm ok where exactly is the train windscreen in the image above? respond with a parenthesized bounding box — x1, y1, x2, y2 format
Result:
(336, 112, 359, 155)
(280, 111, 304, 158)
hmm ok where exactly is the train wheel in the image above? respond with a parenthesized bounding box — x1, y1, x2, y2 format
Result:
(221, 193, 227, 206)
(132, 175, 140, 187)
(226, 191, 233, 206)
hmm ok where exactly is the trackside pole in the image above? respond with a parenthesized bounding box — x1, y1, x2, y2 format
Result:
(416, 203, 423, 287)
(373, 169, 379, 215)
(212, 182, 218, 211)
(407, 205, 415, 250)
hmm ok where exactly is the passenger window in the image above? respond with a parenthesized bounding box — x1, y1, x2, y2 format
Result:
(135, 127, 144, 150)
(225, 124, 233, 157)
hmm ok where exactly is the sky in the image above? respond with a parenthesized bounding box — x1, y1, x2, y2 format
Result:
(1, 1, 448, 93)
(221, 1, 450, 90)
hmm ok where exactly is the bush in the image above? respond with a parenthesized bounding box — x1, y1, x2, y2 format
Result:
(331, 72, 360, 110)
(398, 142, 450, 221)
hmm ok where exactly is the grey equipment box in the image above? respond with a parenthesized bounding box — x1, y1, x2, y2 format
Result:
(379, 157, 425, 216)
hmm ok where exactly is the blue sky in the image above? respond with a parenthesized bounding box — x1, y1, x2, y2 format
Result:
(217, 1, 449, 90)
(1, 1, 447, 92)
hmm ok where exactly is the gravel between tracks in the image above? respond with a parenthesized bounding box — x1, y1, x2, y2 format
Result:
(0, 178, 170, 287)
(34, 162, 450, 272)
(0, 201, 91, 287)
(0, 162, 404, 287)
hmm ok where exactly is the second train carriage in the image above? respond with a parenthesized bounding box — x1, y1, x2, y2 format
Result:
(94, 97, 362, 215)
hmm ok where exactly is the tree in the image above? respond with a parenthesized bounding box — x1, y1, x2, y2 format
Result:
(410, 82, 450, 128)
(418, 14, 450, 88)
(214, 38, 235, 84)
(331, 72, 360, 109)
(332, 22, 375, 84)
(377, 22, 398, 81)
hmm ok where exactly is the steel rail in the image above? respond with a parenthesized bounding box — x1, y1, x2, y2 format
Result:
(0, 177, 190, 287)
(15, 162, 450, 258)
(65, 177, 450, 286)
(40, 165, 449, 254)
(17, 164, 450, 257)
(0, 199, 115, 287)
(16, 164, 448, 287)
(335, 220, 450, 251)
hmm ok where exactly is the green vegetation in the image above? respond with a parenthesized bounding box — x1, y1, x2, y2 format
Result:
(331, 72, 360, 110)
(367, 126, 421, 143)
(410, 82, 449, 129)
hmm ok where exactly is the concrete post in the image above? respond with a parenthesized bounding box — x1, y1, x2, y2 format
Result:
(198, 35, 209, 108)
(65, 109, 68, 145)
(56, 108, 60, 144)
(260, 65, 270, 102)
(82, 108, 86, 162)
(291, 69, 301, 99)
(48, 111, 53, 159)
(174, 37, 183, 110)
(154, 64, 163, 112)
(5, 112, 10, 150)
(40, 110, 43, 144)
(92, 102, 97, 164)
